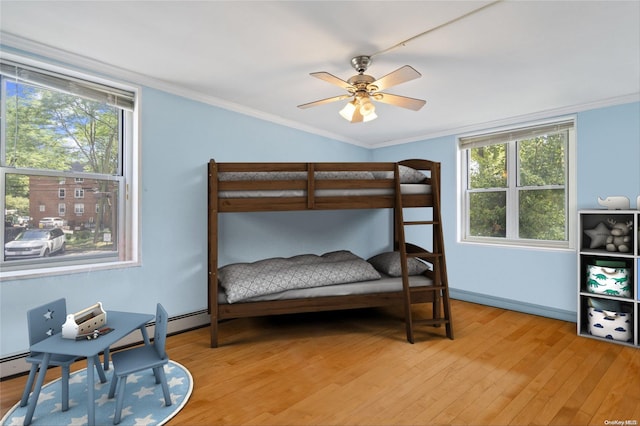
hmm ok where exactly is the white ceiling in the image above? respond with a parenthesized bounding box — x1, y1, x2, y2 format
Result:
(1, 1, 639, 147)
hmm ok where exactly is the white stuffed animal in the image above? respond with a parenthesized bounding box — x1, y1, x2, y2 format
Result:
(598, 196, 630, 210)
(606, 219, 633, 252)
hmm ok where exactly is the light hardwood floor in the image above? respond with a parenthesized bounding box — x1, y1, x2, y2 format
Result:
(2, 300, 639, 425)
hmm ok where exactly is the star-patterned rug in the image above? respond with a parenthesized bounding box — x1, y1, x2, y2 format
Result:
(2, 360, 192, 426)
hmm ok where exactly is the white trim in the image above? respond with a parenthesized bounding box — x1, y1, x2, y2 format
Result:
(369, 93, 639, 148)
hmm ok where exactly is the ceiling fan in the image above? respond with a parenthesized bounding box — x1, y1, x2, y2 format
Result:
(297, 55, 426, 123)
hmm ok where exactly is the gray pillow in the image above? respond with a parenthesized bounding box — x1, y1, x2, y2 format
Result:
(367, 251, 429, 277)
(315, 171, 375, 180)
(371, 165, 427, 183)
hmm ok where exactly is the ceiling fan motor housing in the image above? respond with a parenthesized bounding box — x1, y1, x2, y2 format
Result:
(351, 55, 372, 73)
(347, 74, 376, 92)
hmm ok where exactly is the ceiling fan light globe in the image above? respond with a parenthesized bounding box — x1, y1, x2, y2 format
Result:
(359, 98, 376, 116)
(363, 111, 377, 122)
(339, 101, 357, 121)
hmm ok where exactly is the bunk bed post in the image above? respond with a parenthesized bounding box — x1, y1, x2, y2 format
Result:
(208, 160, 220, 347)
(307, 163, 315, 209)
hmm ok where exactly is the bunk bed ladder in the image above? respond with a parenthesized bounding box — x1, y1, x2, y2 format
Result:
(394, 162, 453, 344)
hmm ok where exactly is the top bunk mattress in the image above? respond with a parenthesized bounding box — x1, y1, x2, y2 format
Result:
(217, 165, 431, 199)
(219, 183, 430, 198)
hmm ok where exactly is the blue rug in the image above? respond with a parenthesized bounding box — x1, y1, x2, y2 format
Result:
(2, 360, 192, 426)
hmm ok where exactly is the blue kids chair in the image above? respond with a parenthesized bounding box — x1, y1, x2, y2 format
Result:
(108, 303, 172, 424)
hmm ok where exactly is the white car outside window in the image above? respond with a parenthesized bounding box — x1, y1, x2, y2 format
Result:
(4, 228, 66, 259)
(39, 217, 66, 228)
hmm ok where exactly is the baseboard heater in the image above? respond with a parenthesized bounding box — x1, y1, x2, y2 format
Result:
(0, 310, 210, 380)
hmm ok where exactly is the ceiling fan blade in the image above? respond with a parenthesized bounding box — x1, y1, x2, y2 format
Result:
(310, 72, 355, 91)
(373, 93, 426, 111)
(370, 65, 421, 91)
(297, 94, 352, 109)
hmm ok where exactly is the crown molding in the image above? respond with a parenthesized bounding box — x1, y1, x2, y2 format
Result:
(370, 92, 640, 149)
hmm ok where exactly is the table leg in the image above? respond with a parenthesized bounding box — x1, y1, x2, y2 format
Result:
(24, 352, 50, 426)
(103, 347, 110, 371)
(140, 325, 150, 345)
(94, 355, 107, 383)
(87, 356, 95, 426)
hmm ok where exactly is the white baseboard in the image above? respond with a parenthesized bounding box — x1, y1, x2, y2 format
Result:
(0, 310, 210, 379)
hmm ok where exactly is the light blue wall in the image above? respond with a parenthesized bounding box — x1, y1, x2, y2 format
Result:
(1, 50, 638, 358)
(577, 103, 640, 208)
(0, 87, 385, 357)
(372, 101, 640, 320)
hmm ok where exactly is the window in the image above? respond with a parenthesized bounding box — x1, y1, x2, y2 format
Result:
(1, 55, 139, 276)
(459, 119, 575, 248)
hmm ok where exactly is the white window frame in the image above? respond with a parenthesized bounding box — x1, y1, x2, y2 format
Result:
(0, 52, 141, 280)
(74, 188, 85, 199)
(58, 203, 65, 215)
(458, 117, 577, 250)
(58, 188, 65, 198)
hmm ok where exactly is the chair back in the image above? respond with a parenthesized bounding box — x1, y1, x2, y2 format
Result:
(27, 298, 67, 347)
(153, 303, 169, 360)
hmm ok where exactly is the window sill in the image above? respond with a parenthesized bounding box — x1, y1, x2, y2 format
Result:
(0, 259, 141, 281)
(459, 238, 574, 252)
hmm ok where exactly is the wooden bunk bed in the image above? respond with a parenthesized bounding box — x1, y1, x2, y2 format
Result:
(208, 159, 453, 347)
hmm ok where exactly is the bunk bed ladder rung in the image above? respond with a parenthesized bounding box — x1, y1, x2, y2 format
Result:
(403, 220, 438, 226)
(394, 162, 453, 344)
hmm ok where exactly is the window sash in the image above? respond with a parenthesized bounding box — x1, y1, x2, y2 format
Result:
(1, 168, 125, 268)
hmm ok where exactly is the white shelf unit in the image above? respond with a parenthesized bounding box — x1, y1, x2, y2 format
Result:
(577, 209, 639, 347)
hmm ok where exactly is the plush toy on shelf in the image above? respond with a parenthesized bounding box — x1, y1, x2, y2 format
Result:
(597, 196, 630, 210)
(605, 219, 633, 252)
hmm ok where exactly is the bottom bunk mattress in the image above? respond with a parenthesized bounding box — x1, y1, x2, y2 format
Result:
(217, 274, 434, 304)
(217, 250, 433, 304)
